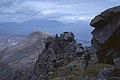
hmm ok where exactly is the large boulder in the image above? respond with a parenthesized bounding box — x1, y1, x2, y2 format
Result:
(90, 6, 120, 65)
(90, 6, 120, 44)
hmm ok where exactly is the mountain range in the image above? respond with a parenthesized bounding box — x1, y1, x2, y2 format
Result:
(0, 19, 93, 41)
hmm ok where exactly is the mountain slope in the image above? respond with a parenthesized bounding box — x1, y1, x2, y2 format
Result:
(0, 31, 51, 80)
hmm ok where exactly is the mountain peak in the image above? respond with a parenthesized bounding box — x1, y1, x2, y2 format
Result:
(29, 31, 51, 36)
(0, 31, 52, 80)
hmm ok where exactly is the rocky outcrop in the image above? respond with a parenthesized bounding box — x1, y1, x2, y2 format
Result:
(90, 6, 120, 80)
(0, 31, 51, 80)
(90, 5, 120, 65)
(32, 32, 85, 80)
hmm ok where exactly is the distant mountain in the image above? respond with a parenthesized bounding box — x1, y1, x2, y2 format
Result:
(0, 31, 51, 80)
(22, 19, 65, 27)
(0, 19, 93, 40)
(0, 19, 65, 35)
(76, 39, 91, 47)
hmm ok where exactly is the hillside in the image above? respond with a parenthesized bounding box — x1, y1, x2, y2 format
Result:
(0, 35, 25, 51)
(0, 31, 51, 80)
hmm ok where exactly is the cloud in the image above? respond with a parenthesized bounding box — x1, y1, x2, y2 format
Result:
(15, 7, 39, 16)
(0, 0, 119, 22)
(56, 16, 93, 23)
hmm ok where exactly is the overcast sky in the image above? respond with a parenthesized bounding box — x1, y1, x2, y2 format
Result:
(0, 0, 120, 23)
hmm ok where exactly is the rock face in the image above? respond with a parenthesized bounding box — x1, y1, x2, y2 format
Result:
(90, 6, 120, 65)
(0, 31, 51, 80)
(90, 6, 120, 79)
(32, 32, 85, 80)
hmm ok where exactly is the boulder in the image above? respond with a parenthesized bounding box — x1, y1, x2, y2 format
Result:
(90, 6, 120, 65)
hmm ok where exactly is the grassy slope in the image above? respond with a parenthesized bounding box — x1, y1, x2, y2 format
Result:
(51, 63, 113, 80)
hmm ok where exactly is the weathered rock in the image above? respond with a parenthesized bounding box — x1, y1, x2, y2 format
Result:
(90, 6, 120, 28)
(91, 6, 120, 44)
(90, 14, 108, 28)
(32, 32, 85, 80)
(90, 38, 102, 53)
(90, 5, 120, 80)
(90, 6, 120, 64)
(92, 16, 120, 44)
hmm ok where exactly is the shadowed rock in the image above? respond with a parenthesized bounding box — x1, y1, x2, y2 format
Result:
(90, 6, 120, 80)
(90, 5, 120, 64)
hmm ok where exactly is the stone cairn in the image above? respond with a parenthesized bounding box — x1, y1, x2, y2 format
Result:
(31, 32, 85, 80)
(90, 6, 120, 80)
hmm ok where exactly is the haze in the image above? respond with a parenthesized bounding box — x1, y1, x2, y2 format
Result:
(0, 0, 119, 41)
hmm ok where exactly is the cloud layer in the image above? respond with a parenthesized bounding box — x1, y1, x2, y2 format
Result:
(0, 0, 120, 22)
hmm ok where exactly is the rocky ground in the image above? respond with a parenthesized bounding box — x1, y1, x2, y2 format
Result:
(31, 32, 118, 80)
(0, 31, 119, 80)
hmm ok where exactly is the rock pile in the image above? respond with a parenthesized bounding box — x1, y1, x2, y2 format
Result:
(90, 6, 120, 80)
(32, 32, 85, 80)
